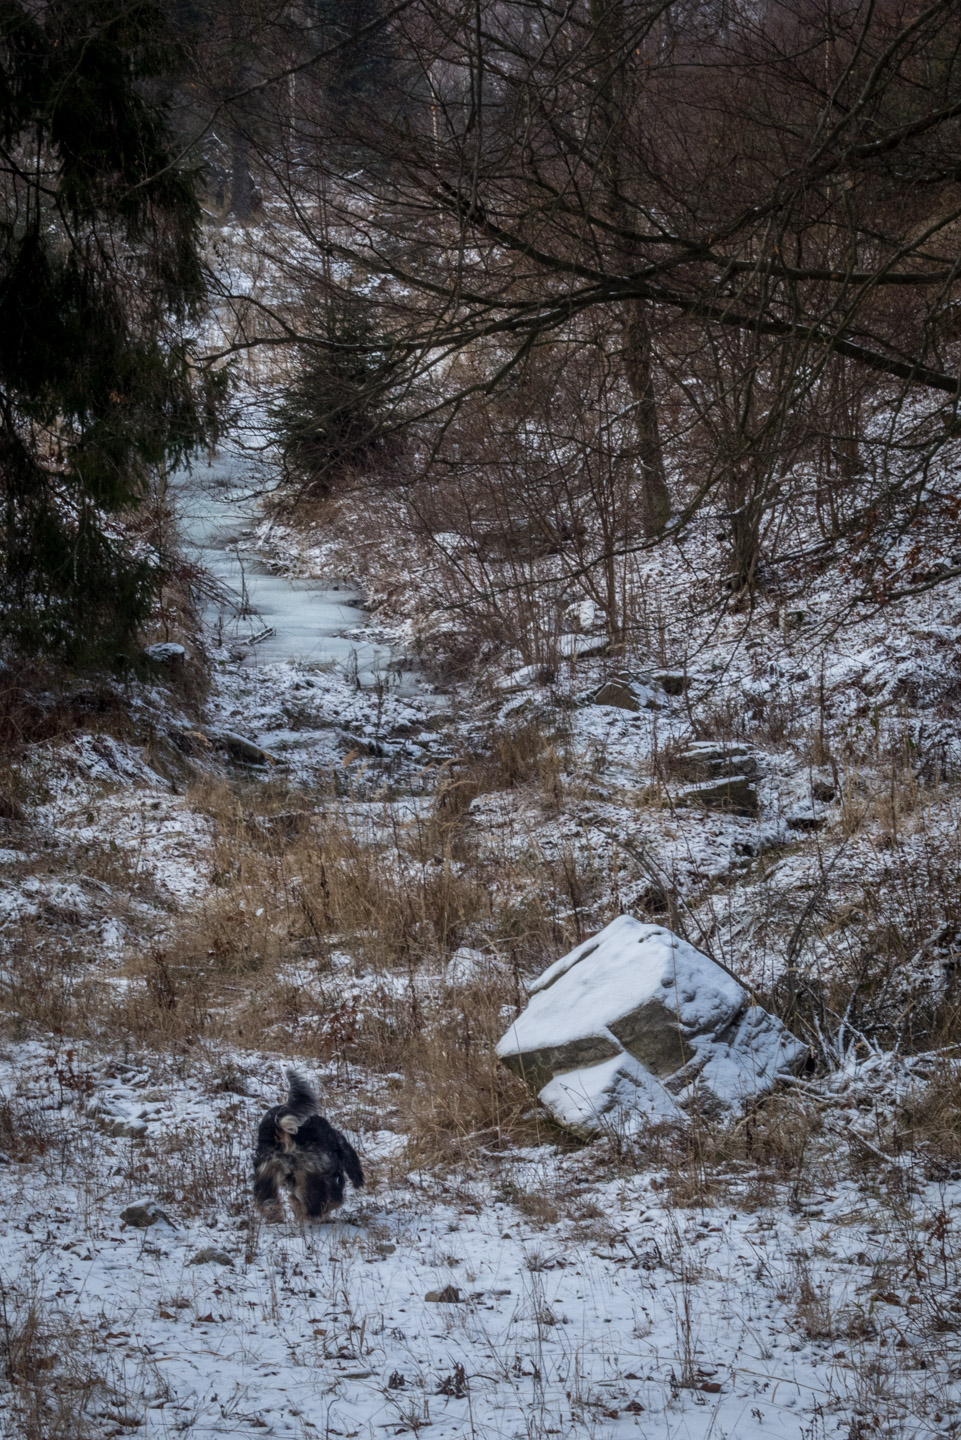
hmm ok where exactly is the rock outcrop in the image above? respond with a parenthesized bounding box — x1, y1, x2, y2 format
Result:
(143, 642, 187, 677)
(497, 915, 805, 1136)
(671, 742, 760, 817)
(591, 673, 658, 713)
(208, 730, 279, 768)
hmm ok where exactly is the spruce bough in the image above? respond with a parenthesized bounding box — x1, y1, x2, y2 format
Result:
(0, 0, 223, 663)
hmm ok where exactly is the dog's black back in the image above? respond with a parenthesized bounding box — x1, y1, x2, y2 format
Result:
(253, 1070, 364, 1222)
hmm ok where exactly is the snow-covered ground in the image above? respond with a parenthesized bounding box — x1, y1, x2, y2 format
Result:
(2, 1042, 960, 1439)
(4, 394, 961, 1434)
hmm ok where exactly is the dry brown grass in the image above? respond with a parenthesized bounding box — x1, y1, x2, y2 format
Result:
(635, 1088, 832, 1210)
(0, 1292, 126, 1440)
(0, 732, 596, 1163)
(0, 1083, 55, 1168)
(13, 683, 961, 1198)
(897, 1063, 961, 1175)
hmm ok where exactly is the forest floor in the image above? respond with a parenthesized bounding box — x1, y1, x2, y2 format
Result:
(3, 428, 961, 1437)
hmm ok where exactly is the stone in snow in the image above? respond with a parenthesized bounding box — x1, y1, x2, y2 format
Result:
(207, 729, 279, 767)
(143, 642, 186, 661)
(120, 1201, 173, 1228)
(556, 631, 607, 660)
(677, 774, 759, 817)
(670, 742, 758, 783)
(188, 1247, 234, 1267)
(671, 741, 760, 817)
(591, 672, 658, 713)
(496, 915, 806, 1136)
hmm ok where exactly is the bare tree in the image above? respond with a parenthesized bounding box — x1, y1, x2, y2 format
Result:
(210, 0, 961, 626)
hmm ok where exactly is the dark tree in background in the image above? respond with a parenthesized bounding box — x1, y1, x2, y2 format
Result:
(271, 291, 400, 498)
(0, 0, 223, 664)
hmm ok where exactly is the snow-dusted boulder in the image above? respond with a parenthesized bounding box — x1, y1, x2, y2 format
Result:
(591, 673, 658, 713)
(672, 742, 760, 816)
(497, 915, 806, 1136)
(143, 641, 186, 675)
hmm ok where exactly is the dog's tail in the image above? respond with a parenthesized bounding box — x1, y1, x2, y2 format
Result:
(339, 1134, 365, 1190)
(285, 1069, 319, 1117)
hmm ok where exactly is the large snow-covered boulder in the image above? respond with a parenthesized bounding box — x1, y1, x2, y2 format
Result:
(497, 915, 806, 1136)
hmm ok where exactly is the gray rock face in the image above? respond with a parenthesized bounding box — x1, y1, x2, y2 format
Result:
(499, 1032, 621, 1093)
(593, 678, 640, 712)
(143, 642, 187, 675)
(208, 730, 278, 767)
(120, 1201, 172, 1229)
(670, 742, 758, 783)
(563, 598, 596, 633)
(678, 776, 759, 817)
(497, 916, 806, 1136)
(591, 673, 658, 713)
(187, 1248, 234, 1267)
(608, 998, 696, 1076)
(670, 743, 760, 817)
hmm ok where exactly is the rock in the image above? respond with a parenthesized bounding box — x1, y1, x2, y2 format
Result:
(187, 1247, 234, 1267)
(143, 642, 187, 676)
(425, 1285, 463, 1303)
(652, 671, 691, 696)
(677, 776, 759, 817)
(557, 631, 607, 660)
(593, 678, 639, 712)
(496, 915, 806, 1136)
(787, 815, 824, 832)
(500, 1031, 623, 1093)
(670, 742, 758, 783)
(103, 1117, 149, 1139)
(208, 730, 278, 767)
(120, 1201, 172, 1229)
(668, 741, 760, 815)
(592, 673, 658, 713)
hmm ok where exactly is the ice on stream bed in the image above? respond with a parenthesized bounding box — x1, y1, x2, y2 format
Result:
(174, 452, 420, 688)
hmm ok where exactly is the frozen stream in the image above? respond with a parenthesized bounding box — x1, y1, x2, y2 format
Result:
(175, 452, 400, 685)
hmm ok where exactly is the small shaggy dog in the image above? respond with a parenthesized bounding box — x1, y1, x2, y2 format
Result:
(253, 1071, 364, 1223)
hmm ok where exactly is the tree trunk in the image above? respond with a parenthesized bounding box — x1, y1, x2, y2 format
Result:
(590, 0, 671, 537)
(622, 300, 672, 538)
(729, 500, 762, 597)
(727, 457, 765, 600)
(230, 122, 253, 220)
